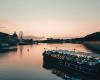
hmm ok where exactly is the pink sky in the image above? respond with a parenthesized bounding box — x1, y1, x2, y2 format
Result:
(0, 18, 100, 38)
(0, 0, 100, 38)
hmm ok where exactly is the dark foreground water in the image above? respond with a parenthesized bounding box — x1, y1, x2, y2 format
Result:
(0, 43, 100, 80)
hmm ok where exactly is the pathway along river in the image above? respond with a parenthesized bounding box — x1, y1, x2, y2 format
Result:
(0, 43, 100, 80)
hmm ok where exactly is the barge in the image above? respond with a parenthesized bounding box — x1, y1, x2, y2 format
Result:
(43, 49, 100, 78)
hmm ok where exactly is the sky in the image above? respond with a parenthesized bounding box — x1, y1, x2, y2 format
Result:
(0, 0, 100, 38)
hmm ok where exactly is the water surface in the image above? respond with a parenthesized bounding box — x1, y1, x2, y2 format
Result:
(0, 43, 99, 80)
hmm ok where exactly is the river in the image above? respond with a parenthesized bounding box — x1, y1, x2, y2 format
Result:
(0, 43, 100, 80)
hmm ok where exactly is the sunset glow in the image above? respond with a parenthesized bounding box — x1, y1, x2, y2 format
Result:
(0, 0, 100, 38)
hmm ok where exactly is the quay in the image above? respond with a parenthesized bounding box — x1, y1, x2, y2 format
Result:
(43, 49, 100, 78)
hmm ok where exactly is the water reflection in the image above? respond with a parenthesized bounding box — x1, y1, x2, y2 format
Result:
(0, 48, 17, 59)
(19, 45, 23, 58)
(43, 59, 97, 80)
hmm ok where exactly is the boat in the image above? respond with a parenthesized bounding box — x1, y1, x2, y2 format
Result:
(0, 43, 17, 52)
(43, 49, 100, 78)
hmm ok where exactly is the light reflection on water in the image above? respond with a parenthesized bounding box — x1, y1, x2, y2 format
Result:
(0, 43, 99, 80)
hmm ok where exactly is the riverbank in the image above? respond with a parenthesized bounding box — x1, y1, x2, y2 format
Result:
(83, 41, 100, 53)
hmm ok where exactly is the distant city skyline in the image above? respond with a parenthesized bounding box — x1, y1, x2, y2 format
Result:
(0, 0, 100, 38)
